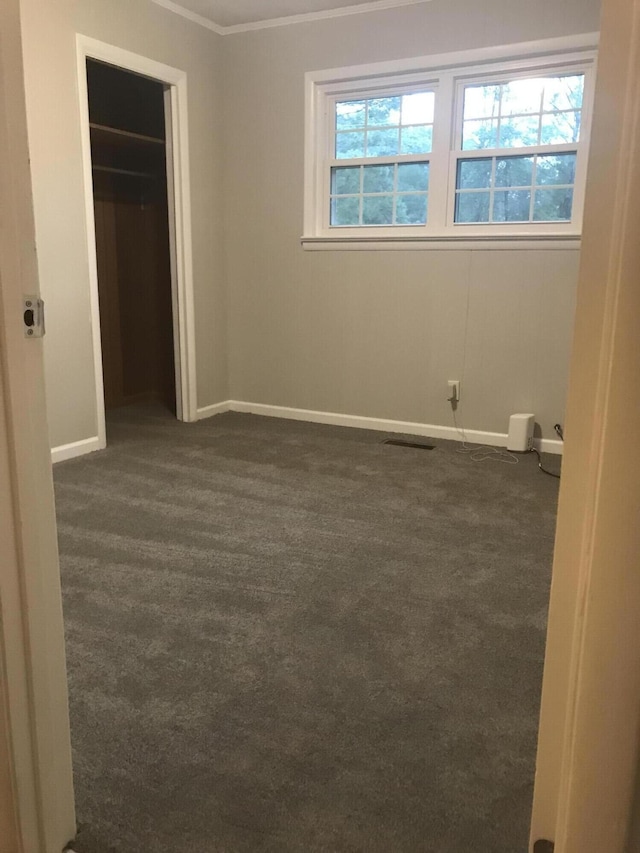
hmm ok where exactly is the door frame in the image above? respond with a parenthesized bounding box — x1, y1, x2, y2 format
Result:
(4, 1, 640, 851)
(76, 34, 197, 441)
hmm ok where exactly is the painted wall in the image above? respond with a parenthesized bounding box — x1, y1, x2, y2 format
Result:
(222, 0, 601, 440)
(19, 0, 227, 450)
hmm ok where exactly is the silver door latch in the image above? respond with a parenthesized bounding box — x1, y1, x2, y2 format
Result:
(23, 295, 45, 338)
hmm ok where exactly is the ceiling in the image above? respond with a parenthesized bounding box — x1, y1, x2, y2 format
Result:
(152, 0, 429, 32)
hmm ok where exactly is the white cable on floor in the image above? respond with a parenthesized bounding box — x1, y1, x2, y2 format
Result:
(452, 408, 520, 466)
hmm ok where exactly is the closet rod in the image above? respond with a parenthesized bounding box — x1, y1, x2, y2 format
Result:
(92, 164, 156, 179)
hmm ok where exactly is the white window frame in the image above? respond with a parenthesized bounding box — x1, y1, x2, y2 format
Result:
(302, 34, 598, 251)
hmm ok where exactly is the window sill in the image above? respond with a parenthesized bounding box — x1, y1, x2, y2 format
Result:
(301, 234, 582, 251)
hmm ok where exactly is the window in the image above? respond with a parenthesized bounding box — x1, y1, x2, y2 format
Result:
(331, 92, 434, 227)
(454, 74, 584, 225)
(303, 38, 597, 247)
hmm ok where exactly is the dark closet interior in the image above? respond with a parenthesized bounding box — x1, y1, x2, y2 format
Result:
(87, 59, 176, 415)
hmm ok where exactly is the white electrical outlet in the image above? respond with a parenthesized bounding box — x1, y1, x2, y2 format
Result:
(447, 380, 460, 403)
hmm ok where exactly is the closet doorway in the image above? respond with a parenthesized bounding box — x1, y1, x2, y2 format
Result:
(77, 36, 197, 448)
(88, 60, 176, 416)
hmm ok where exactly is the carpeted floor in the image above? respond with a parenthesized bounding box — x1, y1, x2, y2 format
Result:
(54, 405, 559, 853)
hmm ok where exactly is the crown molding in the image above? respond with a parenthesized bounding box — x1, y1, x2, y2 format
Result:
(149, 0, 432, 36)
(221, 0, 432, 34)
(149, 0, 224, 34)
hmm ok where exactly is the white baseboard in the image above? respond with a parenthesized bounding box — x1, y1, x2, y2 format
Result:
(51, 436, 105, 464)
(196, 401, 231, 420)
(534, 437, 563, 454)
(74, 399, 562, 456)
(221, 400, 563, 455)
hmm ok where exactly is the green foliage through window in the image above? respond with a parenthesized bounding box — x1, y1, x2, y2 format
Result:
(454, 153, 577, 223)
(462, 74, 584, 150)
(330, 162, 429, 226)
(317, 57, 592, 234)
(335, 92, 435, 159)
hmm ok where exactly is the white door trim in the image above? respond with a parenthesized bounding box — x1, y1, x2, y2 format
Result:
(75, 34, 198, 444)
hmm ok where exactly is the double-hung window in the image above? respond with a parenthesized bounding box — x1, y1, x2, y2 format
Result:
(453, 72, 585, 229)
(330, 87, 435, 229)
(303, 38, 597, 247)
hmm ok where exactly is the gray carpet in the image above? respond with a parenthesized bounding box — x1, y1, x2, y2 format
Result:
(54, 405, 559, 853)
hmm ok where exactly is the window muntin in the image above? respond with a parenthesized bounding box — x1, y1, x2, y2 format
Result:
(305, 46, 596, 243)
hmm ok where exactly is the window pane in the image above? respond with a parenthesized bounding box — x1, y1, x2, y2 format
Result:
(492, 189, 531, 221)
(395, 194, 428, 225)
(401, 92, 434, 124)
(540, 111, 581, 144)
(363, 164, 394, 194)
(336, 131, 365, 159)
(495, 155, 534, 187)
(501, 78, 544, 115)
(453, 152, 577, 224)
(533, 188, 574, 221)
(455, 192, 490, 222)
(536, 153, 577, 186)
(457, 158, 492, 189)
(330, 161, 431, 228)
(397, 162, 429, 192)
(498, 115, 539, 147)
(463, 85, 501, 119)
(543, 75, 584, 112)
(367, 97, 401, 126)
(331, 166, 360, 195)
(462, 119, 498, 150)
(336, 100, 366, 130)
(366, 129, 400, 156)
(331, 196, 360, 226)
(362, 195, 394, 225)
(400, 125, 433, 154)
(460, 74, 585, 151)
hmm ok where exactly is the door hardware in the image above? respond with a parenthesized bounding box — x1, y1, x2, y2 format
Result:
(23, 295, 45, 338)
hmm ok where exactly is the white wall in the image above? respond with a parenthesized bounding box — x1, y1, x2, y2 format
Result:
(19, 0, 227, 450)
(221, 0, 601, 440)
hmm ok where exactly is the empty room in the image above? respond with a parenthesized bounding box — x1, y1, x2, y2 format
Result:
(9, 0, 612, 850)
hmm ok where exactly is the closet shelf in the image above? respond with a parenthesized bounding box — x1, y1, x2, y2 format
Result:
(89, 123, 165, 147)
(92, 164, 157, 179)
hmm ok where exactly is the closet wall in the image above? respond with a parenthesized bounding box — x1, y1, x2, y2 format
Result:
(88, 60, 175, 414)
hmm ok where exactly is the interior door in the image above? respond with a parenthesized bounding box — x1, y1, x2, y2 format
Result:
(530, 0, 640, 849)
(0, 0, 75, 850)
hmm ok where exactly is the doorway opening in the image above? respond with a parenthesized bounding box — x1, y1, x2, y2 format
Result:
(87, 60, 176, 420)
(77, 35, 198, 452)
